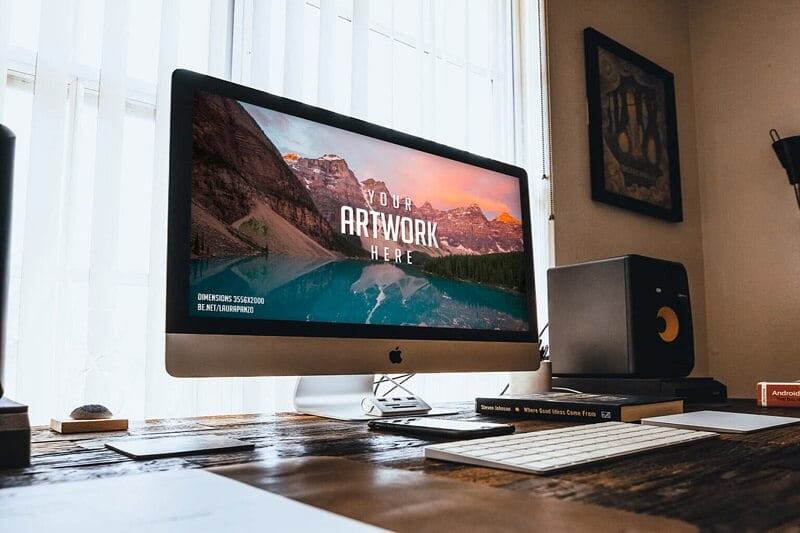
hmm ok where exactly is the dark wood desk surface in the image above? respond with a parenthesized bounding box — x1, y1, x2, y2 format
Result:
(2, 400, 799, 531)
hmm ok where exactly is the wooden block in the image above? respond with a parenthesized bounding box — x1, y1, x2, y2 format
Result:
(50, 417, 129, 434)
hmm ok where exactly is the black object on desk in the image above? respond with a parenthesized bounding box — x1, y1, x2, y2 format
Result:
(552, 376, 727, 403)
(0, 124, 14, 403)
(0, 397, 31, 468)
(368, 417, 514, 438)
(0, 126, 29, 470)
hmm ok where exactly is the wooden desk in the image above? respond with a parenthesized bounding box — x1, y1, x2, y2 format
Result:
(2, 400, 799, 530)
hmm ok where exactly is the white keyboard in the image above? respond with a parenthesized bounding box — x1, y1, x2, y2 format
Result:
(424, 422, 718, 474)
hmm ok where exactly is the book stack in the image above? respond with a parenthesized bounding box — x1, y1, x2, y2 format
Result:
(757, 381, 800, 408)
(476, 392, 683, 423)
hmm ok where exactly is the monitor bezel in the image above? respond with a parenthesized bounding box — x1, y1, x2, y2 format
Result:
(167, 69, 538, 344)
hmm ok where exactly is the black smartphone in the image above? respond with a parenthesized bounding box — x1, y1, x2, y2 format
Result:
(367, 417, 515, 439)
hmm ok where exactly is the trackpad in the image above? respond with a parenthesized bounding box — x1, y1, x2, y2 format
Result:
(106, 435, 254, 459)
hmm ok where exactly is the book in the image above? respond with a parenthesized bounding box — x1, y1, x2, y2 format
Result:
(475, 392, 683, 423)
(757, 381, 800, 408)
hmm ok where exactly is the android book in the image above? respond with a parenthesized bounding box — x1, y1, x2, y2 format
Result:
(757, 381, 800, 408)
(476, 392, 683, 423)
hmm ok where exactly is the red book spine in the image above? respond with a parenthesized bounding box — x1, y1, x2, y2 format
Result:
(757, 382, 800, 408)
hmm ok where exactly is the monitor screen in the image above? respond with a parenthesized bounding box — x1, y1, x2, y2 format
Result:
(166, 69, 538, 380)
(188, 90, 530, 333)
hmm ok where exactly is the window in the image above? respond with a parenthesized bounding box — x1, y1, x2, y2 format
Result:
(0, 0, 549, 423)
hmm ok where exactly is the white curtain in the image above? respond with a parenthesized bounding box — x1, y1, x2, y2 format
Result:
(0, 0, 550, 424)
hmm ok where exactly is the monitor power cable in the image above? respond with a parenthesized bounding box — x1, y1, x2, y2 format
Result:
(374, 373, 415, 398)
(499, 322, 551, 396)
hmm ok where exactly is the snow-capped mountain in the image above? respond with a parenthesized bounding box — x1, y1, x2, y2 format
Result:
(284, 153, 524, 256)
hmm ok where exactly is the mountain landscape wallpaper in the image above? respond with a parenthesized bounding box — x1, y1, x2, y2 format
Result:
(189, 90, 530, 331)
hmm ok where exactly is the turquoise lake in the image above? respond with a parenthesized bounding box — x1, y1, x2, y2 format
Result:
(190, 255, 529, 331)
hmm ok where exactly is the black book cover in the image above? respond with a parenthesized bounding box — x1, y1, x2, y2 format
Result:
(475, 392, 682, 423)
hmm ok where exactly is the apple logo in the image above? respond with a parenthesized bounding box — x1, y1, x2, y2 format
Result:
(389, 346, 403, 364)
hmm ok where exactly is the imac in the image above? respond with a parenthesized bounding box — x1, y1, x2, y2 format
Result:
(166, 70, 539, 420)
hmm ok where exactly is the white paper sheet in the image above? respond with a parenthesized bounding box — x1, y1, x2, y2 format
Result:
(0, 469, 387, 532)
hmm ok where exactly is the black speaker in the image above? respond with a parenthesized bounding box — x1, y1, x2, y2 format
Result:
(0, 124, 14, 399)
(548, 255, 694, 378)
(0, 124, 29, 469)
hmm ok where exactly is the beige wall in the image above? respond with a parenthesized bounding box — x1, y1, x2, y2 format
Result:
(546, 0, 709, 375)
(689, 1, 800, 397)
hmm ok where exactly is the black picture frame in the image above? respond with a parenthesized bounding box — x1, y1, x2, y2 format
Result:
(584, 27, 683, 222)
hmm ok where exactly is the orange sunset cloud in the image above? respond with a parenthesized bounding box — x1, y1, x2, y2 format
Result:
(245, 102, 525, 220)
(357, 145, 523, 219)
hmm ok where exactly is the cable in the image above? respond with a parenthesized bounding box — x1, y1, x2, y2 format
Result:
(794, 183, 800, 211)
(374, 373, 415, 397)
(500, 322, 550, 394)
(539, 344, 549, 362)
(537, 322, 549, 339)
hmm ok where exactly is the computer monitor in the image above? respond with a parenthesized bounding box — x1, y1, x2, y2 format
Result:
(166, 69, 538, 419)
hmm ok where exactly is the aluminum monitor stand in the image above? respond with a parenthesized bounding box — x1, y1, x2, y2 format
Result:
(293, 375, 457, 421)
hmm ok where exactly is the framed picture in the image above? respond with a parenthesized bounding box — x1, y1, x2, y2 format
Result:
(584, 27, 683, 222)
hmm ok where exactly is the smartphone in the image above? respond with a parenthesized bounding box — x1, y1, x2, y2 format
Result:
(367, 417, 515, 439)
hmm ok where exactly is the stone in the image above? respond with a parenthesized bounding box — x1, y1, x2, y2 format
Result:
(70, 404, 113, 420)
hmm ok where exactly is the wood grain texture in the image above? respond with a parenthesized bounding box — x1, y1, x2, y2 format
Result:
(50, 417, 129, 434)
(2, 400, 799, 530)
(212, 456, 696, 532)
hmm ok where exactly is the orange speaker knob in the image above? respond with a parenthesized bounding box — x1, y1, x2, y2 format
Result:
(657, 306, 679, 342)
